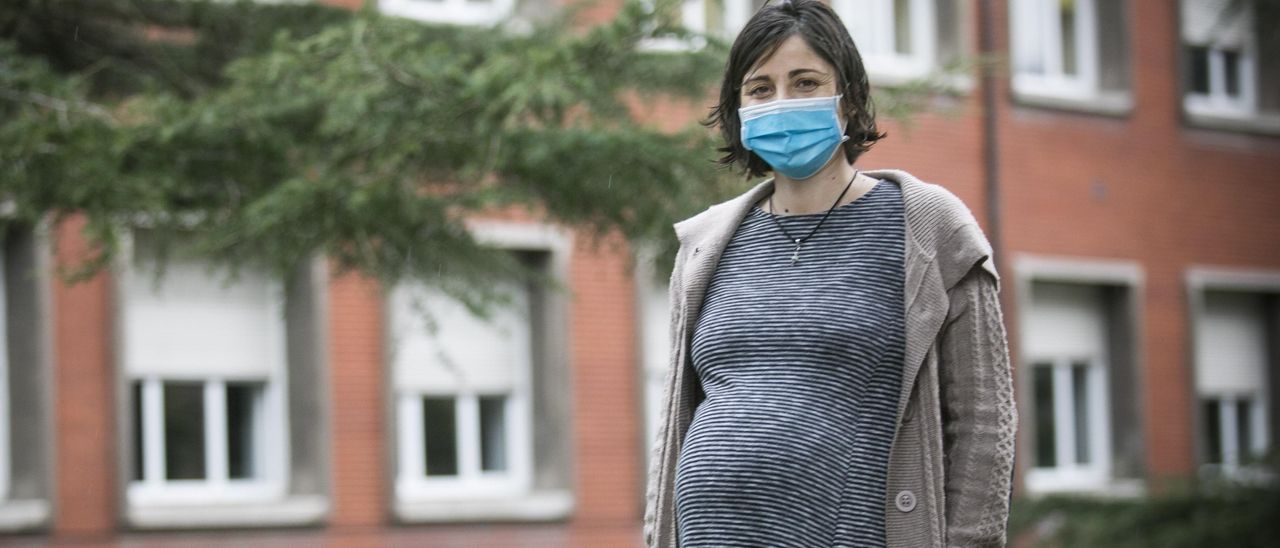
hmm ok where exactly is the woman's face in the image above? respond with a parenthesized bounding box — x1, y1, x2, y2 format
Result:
(739, 34, 841, 107)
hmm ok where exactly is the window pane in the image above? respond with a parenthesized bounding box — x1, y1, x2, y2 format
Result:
(423, 396, 458, 477)
(1013, 0, 1046, 74)
(1222, 49, 1241, 97)
(226, 382, 260, 480)
(1071, 363, 1090, 465)
(1060, 0, 1078, 76)
(164, 382, 205, 480)
(479, 395, 508, 472)
(1188, 45, 1210, 93)
(1033, 364, 1057, 468)
(1236, 398, 1253, 462)
(1203, 398, 1222, 464)
(893, 0, 912, 55)
(132, 381, 144, 482)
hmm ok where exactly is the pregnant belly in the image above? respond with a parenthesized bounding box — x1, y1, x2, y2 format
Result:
(674, 395, 857, 509)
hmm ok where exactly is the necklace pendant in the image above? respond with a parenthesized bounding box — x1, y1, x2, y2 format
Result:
(791, 242, 801, 265)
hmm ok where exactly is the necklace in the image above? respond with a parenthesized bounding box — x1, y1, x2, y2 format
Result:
(767, 169, 859, 266)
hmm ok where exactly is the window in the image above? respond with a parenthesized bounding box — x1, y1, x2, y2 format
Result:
(1193, 290, 1273, 479)
(835, 0, 937, 82)
(1029, 357, 1108, 479)
(121, 233, 288, 507)
(392, 277, 533, 500)
(379, 0, 517, 26)
(0, 226, 54, 531)
(390, 222, 574, 522)
(1022, 280, 1117, 493)
(131, 380, 271, 489)
(1178, 0, 1280, 130)
(1009, 0, 1131, 111)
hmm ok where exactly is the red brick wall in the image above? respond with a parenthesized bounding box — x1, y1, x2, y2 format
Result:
(326, 270, 388, 529)
(569, 233, 641, 527)
(52, 215, 117, 539)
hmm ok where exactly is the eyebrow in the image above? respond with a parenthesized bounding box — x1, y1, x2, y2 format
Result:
(741, 68, 826, 87)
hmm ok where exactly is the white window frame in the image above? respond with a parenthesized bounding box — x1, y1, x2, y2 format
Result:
(833, 0, 937, 84)
(1025, 354, 1113, 493)
(391, 220, 573, 521)
(118, 234, 290, 508)
(396, 390, 532, 499)
(1182, 0, 1259, 119)
(1009, 0, 1101, 102)
(379, 0, 517, 26)
(129, 377, 286, 505)
(1200, 394, 1269, 474)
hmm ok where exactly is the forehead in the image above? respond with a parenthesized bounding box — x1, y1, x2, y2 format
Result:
(743, 34, 834, 82)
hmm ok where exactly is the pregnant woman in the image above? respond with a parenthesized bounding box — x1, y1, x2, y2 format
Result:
(643, 1, 1018, 547)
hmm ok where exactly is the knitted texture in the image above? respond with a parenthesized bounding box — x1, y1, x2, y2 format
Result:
(939, 266, 1017, 547)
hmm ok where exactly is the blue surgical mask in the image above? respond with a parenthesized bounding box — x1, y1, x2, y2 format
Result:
(739, 95, 849, 180)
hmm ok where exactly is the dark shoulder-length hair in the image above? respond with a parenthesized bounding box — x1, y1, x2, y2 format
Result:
(706, 0, 886, 178)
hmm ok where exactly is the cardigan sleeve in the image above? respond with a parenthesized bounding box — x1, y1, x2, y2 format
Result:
(937, 264, 1018, 548)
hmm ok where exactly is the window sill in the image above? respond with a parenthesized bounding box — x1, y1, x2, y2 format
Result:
(870, 69, 975, 95)
(1025, 475, 1146, 498)
(394, 489, 573, 523)
(1184, 109, 1280, 136)
(1011, 88, 1134, 117)
(0, 499, 51, 532)
(125, 495, 328, 530)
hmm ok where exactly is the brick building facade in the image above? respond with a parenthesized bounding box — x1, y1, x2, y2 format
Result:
(2, 0, 1278, 546)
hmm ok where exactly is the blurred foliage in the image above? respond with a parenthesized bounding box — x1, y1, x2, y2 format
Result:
(0, 0, 738, 308)
(1008, 458, 1280, 548)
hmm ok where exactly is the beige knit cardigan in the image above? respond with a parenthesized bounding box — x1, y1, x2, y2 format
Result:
(643, 169, 1018, 547)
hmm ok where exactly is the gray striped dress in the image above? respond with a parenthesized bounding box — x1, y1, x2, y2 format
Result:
(674, 178, 906, 547)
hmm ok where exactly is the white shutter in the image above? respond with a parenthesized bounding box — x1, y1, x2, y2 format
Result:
(123, 254, 283, 379)
(391, 281, 530, 393)
(1026, 282, 1108, 359)
(1181, 0, 1248, 48)
(1195, 291, 1267, 395)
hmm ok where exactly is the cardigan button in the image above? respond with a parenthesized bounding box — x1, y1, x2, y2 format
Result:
(895, 490, 917, 513)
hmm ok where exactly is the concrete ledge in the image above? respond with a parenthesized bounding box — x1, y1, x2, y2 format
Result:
(1185, 110, 1280, 136)
(126, 495, 328, 530)
(0, 499, 50, 532)
(1012, 89, 1134, 117)
(394, 490, 573, 523)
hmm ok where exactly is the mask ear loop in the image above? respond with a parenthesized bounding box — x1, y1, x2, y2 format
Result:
(835, 94, 851, 144)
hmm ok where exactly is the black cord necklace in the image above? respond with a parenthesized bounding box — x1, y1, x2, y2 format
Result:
(767, 169, 859, 266)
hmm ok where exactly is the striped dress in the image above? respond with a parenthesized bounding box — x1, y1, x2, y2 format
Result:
(674, 178, 906, 547)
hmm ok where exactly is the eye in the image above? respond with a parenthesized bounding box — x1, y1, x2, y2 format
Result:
(795, 78, 819, 91)
(744, 84, 772, 98)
